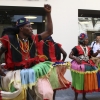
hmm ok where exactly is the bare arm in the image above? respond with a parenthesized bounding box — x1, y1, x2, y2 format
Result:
(0, 45, 7, 76)
(91, 50, 100, 57)
(89, 47, 100, 57)
(69, 51, 77, 60)
(40, 4, 53, 40)
(60, 47, 67, 61)
(69, 51, 81, 64)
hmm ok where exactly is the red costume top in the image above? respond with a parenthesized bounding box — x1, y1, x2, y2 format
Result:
(36, 40, 62, 62)
(0, 34, 45, 70)
(72, 45, 94, 66)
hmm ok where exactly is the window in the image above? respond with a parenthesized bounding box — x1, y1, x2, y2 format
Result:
(0, 6, 46, 36)
(78, 9, 100, 45)
(0, 6, 46, 63)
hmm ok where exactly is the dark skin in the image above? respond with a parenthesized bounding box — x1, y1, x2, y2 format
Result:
(60, 47, 67, 61)
(69, 38, 100, 64)
(69, 38, 100, 100)
(44, 38, 67, 62)
(19, 4, 53, 40)
(0, 4, 53, 76)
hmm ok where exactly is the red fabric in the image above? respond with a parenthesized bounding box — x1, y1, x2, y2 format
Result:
(72, 87, 98, 93)
(48, 41, 56, 62)
(0, 34, 43, 70)
(32, 34, 40, 44)
(87, 60, 95, 66)
(0, 35, 8, 48)
(21, 50, 30, 61)
(57, 43, 62, 48)
(75, 45, 95, 66)
(32, 34, 45, 62)
(0, 91, 1, 100)
(87, 47, 91, 56)
(48, 42, 62, 62)
(36, 40, 44, 55)
(0, 35, 13, 64)
(76, 45, 91, 56)
(36, 41, 62, 62)
(98, 88, 100, 91)
(4, 56, 45, 70)
(80, 60, 95, 66)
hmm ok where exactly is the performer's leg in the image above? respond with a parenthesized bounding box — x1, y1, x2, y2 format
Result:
(27, 87, 37, 100)
(53, 90, 56, 100)
(74, 92, 78, 100)
(83, 93, 88, 100)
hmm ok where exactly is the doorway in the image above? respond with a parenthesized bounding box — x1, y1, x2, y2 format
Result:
(78, 9, 100, 45)
(0, 6, 46, 36)
(0, 6, 46, 63)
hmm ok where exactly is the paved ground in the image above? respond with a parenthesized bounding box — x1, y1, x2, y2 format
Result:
(55, 88, 100, 100)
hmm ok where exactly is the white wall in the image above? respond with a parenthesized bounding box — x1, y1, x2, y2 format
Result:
(0, 0, 78, 61)
(78, 0, 100, 10)
(0, 0, 100, 81)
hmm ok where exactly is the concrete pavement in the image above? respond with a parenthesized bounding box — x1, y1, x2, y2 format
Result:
(55, 88, 100, 100)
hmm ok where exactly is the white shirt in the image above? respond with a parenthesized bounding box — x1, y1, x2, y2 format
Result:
(91, 41, 100, 57)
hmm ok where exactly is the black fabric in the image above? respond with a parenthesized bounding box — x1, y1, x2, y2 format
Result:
(43, 42, 61, 61)
(8, 35, 36, 62)
(44, 36, 54, 42)
(90, 49, 93, 55)
(1, 27, 19, 37)
(55, 43, 61, 60)
(38, 35, 42, 42)
(0, 47, 7, 52)
(72, 47, 79, 57)
(83, 48, 86, 53)
(28, 37, 36, 58)
(72, 46, 93, 57)
(8, 35, 22, 62)
(14, 66, 24, 70)
(43, 42, 51, 61)
(92, 41, 96, 49)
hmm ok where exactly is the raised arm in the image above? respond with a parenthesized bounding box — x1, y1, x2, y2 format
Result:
(40, 4, 53, 40)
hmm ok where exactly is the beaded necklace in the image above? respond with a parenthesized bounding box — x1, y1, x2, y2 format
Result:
(16, 34, 29, 53)
(0, 37, 34, 60)
(80, 45, 88, 57)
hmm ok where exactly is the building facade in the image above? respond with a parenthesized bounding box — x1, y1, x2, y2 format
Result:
(0, 0, 100, 81)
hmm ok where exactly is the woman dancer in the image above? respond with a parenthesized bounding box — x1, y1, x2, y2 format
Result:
(69, 33, 100, 100)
